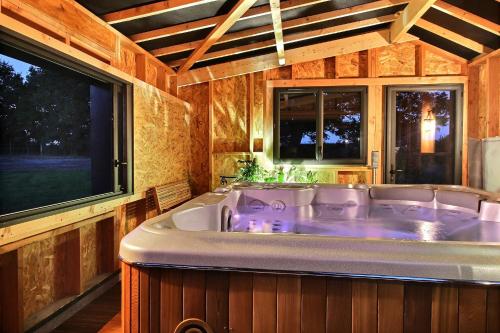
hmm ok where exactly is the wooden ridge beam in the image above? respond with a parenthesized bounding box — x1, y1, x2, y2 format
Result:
(415, 18, 493, 54)
(177, 0, 258, 73)
(270, 0, 285, 65)
(432, 1, 500, 36)
(130, 0, 330, 43)
(177, 29, 418, 85)
(151, 0, 409, 57)
(390, 0, 437, 42)
(167, 15, 397, 67)
(102, 0, 218, 25)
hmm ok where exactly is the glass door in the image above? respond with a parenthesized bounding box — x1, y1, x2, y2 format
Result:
(386, 86, 463, 184)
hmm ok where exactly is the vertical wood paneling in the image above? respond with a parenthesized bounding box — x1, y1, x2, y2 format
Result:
(160, 270, 183, 333)
(352, 280, 377, 333)
(183, 270, 206, 320)
(326, 279, 352, 333)
(486, 288, 500, 333)
(0, 249, 23, 333)
(378, 281, 404, 333)
(253, 274, 277, 333)
(122, 262, 131, 333)
(149, 269, 161, 333)
(206, 271, 229, 333)
(404, 284, 432, 333)
(130, 266, 140, 333)
(431, 286, 458, 333)
(277, 275, 301, 333)
(229, 272, 253, 333)
(301, 276, 327, 333)
(459, 286, 487, 333)
(139, 268, 150, 333)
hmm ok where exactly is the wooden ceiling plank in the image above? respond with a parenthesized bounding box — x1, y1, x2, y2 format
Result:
(177, 29, 420, 85)
(131, 0, 331, 43)
(103, 0, 218, 25)
(177, 0, 258, 73)
(432, 1, 500, 36)
(151, 0, 409, 57)
(390, 0, 437, 42)
(415, 18, 493, 54)
(270, 0, 286, 65)
(167, 15, 397, 67)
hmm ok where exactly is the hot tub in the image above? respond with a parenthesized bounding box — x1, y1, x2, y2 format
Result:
(120, 184, 500, 333)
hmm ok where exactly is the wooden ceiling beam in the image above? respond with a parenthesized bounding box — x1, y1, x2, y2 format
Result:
(167, 15, 398, 67)
(130, 0, 330, 43)
(151, 0, 409, 57)
(177, 0, 258, 73)
(102, 0, 218, 25)
(270, 0, 286, 66)
(177, 29, 418, 85)
(432, 1, 500, 36)
(390, 0, 437, 42)
(415, 18, 493, 54)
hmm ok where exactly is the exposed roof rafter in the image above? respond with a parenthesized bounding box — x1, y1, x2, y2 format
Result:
(103, 0, 218, 25)
(130, 0, 331, 43)
(390, 0, 437, 42)
(168, 15, 398, 67)
(432, 0, 500, 36)
(415, 18, 493, 54)
(177, 0, 258, 73)
(270, 0, 285, 66)
(151, 0, 409, 57)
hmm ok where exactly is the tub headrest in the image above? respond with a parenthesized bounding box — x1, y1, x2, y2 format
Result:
(370, 187, 435, 202)
(436, 190, 480, 211)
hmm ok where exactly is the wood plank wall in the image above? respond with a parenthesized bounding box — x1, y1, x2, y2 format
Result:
(122, 264, 500, 333)
(179, 41, 468, 190)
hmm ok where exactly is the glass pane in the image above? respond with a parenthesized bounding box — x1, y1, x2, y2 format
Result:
(279, 92, 317, 160)
(0, 44, 114, 215)
(394, 90, 456, 184)
(323, 91, 362, 160)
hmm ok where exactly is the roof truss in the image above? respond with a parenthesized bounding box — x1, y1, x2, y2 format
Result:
(269, 0, 285, 66)
(390, 0, 437, 42)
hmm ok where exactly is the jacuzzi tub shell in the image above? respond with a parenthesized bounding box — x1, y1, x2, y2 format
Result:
(120, 184, 500, 284)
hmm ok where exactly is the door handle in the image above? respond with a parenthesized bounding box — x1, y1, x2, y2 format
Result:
(389, 169, 404, 175)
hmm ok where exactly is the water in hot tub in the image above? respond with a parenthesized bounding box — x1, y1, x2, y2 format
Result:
(229, 202, 499, 242)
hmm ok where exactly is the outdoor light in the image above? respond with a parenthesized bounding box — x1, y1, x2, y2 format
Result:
(421, 109, 436, 153)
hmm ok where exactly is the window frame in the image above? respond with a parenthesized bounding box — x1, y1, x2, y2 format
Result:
(0, 33, 133, 225)
(273, 86, 368, 165)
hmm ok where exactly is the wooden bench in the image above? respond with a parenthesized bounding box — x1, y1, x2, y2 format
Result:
(152, 180, 192, 215)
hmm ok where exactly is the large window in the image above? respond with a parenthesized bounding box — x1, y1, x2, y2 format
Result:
(0, 37, 132, 222)
(274, 87, 367, 164)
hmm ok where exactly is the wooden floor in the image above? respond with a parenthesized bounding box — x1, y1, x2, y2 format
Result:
(52, 283, 121, 333)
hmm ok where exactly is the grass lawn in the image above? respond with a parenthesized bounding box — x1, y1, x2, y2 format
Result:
(0, 169, 91, 214)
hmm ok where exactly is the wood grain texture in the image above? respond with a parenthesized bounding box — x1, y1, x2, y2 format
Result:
(80, 223, 97, 289)
(206, 271, 229, 333)
(431, 286, 458, 333)
(229, 272, 253, 333)
(378, 281, 404, 333)
(377, 43, 416, 77)
(149, 269, 161, 333)
(183, 270, 206, 320)
(292, 59, 326, 79)
(326, 279, 351, 333)
(277, 275, 301, 333)
(130, 266, 140, 333)
(253, 274, 277, 333)
(160, 270, 183, 333)
(139, 268, 150, 333)
(0, 249, 23, 333)
(301, 276, 327, 333)
(459, 286, 487, 333)
(404, 283, 432, 333)
(487, 288, 500, 333)
(352, 280, 377, 333)
(425, 49, 463, 75)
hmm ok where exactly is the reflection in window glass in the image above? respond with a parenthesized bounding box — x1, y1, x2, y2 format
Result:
(279, 92, 317, 160)
(0, 43, 122, 216)
(323, 91, 362, 160)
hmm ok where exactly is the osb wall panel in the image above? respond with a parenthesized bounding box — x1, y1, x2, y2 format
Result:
(335, 52, 368, 78)
(376, 43, 416, 77)
(337, 171, 369, 184)
(292, 59, 326, 79)
(265, 66, 292, 80)
(146, 60, 159, 87)
(178, 83, 210, 195)
(425, 50, 463, 75)
(80, 223, 97, 289)
(118, 42, 136, 77)
(134, 83, 190, 193)
(212, 153, 251, 190)
(253, 71, 265, 148)
(22, 238, 56, 320)
(213, 76, 250, 153)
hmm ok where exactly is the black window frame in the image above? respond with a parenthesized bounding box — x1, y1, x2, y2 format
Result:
(273, 86, 368, 165)
(0, 33, 133, 226)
